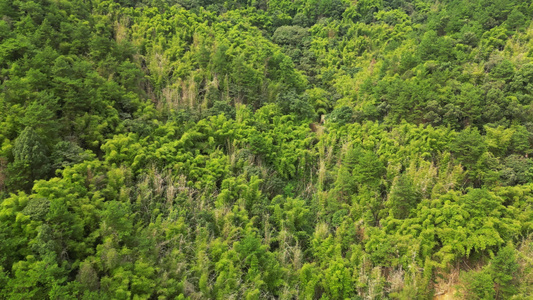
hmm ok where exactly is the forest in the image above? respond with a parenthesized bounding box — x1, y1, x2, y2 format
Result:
(0, 0, 533, 298)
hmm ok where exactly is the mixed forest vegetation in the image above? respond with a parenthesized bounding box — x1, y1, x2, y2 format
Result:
(1, 0, 533, 298)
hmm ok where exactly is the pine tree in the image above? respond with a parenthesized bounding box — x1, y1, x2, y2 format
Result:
(7, 127, 50, 192)
(491, 244, 518, 299)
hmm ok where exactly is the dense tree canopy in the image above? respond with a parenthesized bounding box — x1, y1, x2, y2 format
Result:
(1, 0, 533, 298)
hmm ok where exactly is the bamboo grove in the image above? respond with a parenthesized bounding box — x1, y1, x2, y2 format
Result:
(1, 0, 533, 298)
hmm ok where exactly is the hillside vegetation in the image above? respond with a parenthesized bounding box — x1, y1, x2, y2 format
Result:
(1, 0, 533, 298)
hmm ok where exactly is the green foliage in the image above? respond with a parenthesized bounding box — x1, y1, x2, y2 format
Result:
(450, 126, 486, 169)
(491, 243, 519, 298)
(7, 127, 50, 191)
(1, 0, 533, 298)
(460, 267, 495, 300)
(387, 174, 420, 219)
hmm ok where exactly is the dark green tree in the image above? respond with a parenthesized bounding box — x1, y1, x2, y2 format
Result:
(491, 243, 519, 299)
(7, 127, 50, 192)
